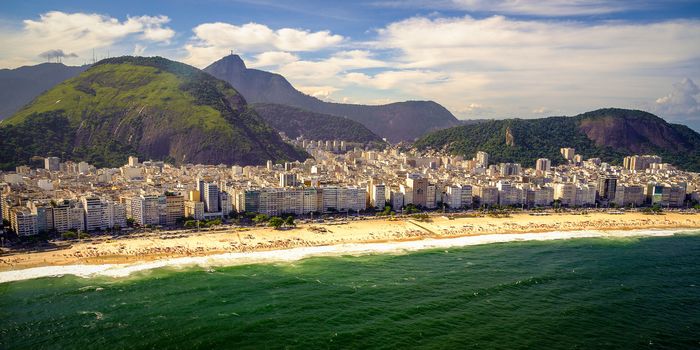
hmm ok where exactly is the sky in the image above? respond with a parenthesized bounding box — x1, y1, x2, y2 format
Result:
(1, 0, 699, 130)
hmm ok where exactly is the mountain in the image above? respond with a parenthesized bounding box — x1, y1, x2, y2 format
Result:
(0, 56, 307, 170)
(252, 103, 384, 144)
(0, 62, 88, 120)
(414, 108, 700, 172)
(203, 54, 460, 143)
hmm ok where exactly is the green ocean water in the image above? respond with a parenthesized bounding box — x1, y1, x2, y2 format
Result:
(1, 233, 699, 349)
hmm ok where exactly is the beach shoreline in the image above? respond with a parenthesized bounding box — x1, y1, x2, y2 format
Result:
(1, 211, 699, 283)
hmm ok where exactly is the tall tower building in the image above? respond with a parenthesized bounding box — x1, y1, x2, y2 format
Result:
(597, 176, 618, 201)
(280, 173, 298, 187)
(44, 157, 60, 172)
(204, 183, 220, 213)
(475, 151, 489, 168)
(535, 158, 551, 172)
(560, 148, 575, 161)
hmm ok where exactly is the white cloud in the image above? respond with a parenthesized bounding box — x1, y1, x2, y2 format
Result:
(452, 103, 491, 117)
(248, 51, 299, 68)
(0, 11, 175, 67)
(182, 44, 231, 68)
(184, 22, 343, 67)
(296, 85, 340, 101)
(344, 70, 450, 90)
(135, 16, 176, 43)
(653, 78, 700, 118)
(275, 50, 387, 85)
(375, 0, 638, 16)
(377, 15, 700, 71)
(367, 15, 700, 117)
(532, 106, 554, 114)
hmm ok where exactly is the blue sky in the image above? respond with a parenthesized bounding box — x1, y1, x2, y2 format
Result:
(1, 0, 699, 130)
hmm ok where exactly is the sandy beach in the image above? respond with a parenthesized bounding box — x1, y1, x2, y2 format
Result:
(1, 211, 699, 275)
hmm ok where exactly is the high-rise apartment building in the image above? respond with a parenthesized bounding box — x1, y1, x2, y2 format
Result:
(203, 183, 220, 213)
(535, 158, 551, 172)
(44, 157, 60, 172)
(165, 194, 184, 226)
(597, 176, 618, 201)
(370, 183, 386, 209)
(475, 151, 489, 168)
(560, 148, 575, 161)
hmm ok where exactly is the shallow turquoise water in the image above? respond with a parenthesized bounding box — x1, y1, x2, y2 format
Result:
(1, 233, 699, 349)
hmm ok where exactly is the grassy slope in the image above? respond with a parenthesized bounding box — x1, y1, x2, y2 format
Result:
(1, 57, 307, 169)
(8, 63, 232, 134)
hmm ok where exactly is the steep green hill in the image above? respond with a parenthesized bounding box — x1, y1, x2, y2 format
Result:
(414, 108, 700, 171)
(252, 103, 384, 143)
(0, 56, 307, 169)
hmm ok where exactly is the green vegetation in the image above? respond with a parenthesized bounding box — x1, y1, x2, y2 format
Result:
(252, 103, 384, 143)
(642, 204, 664, 214)
(411, 213, 432, 222)
(377, 205, 393, 216)
(404, 204, 420, 214)
(267, 215, 296, 229)
(0, 56, 307, 170)
(414, 108, 700, 172)
(253, 214, 270, 225)
(268, 217, 285, 229)
(284, 216, 295, 227)
(61, 231, 77, 240)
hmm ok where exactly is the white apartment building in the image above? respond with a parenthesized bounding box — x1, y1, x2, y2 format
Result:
(445, 185, 462, 209)
(12, 208, 37, 236)
(370, 184, 386, 209)
(82, 196, 104, 231)
(130, 195, 161, 226)
(553, 183, 577, 206)
(474, 185, 499, 207)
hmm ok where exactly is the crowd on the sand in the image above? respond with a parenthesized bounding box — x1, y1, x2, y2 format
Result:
(1, 215, 699, 269)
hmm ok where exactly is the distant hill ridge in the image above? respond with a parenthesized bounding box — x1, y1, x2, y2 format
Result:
(252, 103, 384, 143)
(0, 56, 307, 169)
(0, 62, 89, 120)
(414, 108, 700, 172)
(204, 54, 460, 142)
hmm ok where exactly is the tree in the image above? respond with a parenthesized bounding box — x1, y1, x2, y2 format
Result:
(253, 214, 270, 225)
(268, 216, 284, 229)
(126, 218, 136, 227)
(284, 216, 296, 227)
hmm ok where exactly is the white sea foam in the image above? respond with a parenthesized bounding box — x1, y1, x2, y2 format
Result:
(1, 228, 697, 284)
